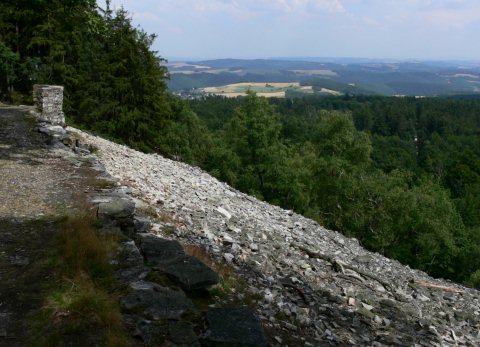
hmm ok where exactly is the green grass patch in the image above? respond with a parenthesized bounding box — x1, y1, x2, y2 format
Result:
(30, 211, 130, 346)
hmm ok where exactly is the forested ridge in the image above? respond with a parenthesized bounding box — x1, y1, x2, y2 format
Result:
(188, 95, 480, 288)
(1, 1, 480, 288)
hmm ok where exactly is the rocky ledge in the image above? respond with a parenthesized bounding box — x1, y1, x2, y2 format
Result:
(32, 120, 268, 346)
(69, 127, 480, 346)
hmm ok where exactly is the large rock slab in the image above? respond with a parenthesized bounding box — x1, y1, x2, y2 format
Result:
(203, 307, 267, 347)
(155, 255, 219, 291)
(126, 316, 200, 347)
(97, 193, 135, 219)
(121, 281, 194, 320)
(138, 233, 185, 264)
(138, 234, 218, 290)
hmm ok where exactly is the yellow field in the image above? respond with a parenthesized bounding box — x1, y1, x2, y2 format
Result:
(201, 82, 341, 98)
(201, 82, 312, 98)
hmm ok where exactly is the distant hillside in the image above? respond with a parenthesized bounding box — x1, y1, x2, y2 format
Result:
(167, 58, 480, 97)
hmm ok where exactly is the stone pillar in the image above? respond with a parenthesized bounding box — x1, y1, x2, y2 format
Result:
(33, 84, 65, 125)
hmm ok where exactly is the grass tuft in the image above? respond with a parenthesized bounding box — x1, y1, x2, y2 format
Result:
(136, 205, 159, 219)
(184, 244, 242, 300)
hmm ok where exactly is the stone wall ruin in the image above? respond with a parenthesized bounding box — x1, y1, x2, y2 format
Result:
(33, 84, 65, 125)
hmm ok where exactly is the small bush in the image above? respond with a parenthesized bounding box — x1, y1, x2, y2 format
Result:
(468, 269, 480, 289)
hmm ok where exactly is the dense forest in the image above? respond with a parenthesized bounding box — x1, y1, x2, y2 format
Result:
(1, 1, 479, 288)
(0, 0, 173, 152)
(188, 95, 480, 287)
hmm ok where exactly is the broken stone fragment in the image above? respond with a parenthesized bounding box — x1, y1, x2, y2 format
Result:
(215, 206, 232, 220)
(223, 253, 234, 263)
(361, 302, 374, 311)
(221, 233, 234, 245)
(249, 243, 259, 252)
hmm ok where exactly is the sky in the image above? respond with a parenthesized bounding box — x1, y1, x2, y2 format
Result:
(100, 0, 480, 61)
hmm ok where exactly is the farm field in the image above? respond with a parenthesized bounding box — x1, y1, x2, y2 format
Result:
(201, 82, 315, 98)
(168, 58, 480, 96)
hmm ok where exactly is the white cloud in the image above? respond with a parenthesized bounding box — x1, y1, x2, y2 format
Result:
(100, 0, 480, 60)
(259, 0, 345, 13)
(361, 16, 379, 26)
(424, 6, 480, 28)
(312, 0, 345, 12)
(150, 0, 345, 15)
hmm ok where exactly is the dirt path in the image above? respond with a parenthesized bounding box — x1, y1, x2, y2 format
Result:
(0, 106, 97, 346)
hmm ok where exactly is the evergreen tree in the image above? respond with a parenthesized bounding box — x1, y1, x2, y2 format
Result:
(0, 40, 18, 100)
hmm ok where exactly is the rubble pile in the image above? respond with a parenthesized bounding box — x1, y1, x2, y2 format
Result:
(70, 127, 480, 346)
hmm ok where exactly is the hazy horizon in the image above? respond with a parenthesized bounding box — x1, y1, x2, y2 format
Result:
(164, 56, 480, 64)
(101, 0, 480, 61)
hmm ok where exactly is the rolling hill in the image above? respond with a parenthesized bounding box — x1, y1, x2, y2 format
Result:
(167, 58, 480, 97)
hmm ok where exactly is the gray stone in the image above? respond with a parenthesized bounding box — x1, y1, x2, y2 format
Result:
(133, 320, 199, 347)
(118, 241, 144, 268)
(74, 146, 91, 155)
(90, 161, 107, 173)
(249, 243, 259, 252)
(116, 267, 146, 284)
(130, 281, 157, 291)
(155, 255, 219, 291)
(38, 125, 66, 136)
(203, 307, 267, 347)
(134, 216, 151, 233)
(138, 234, 185, 264)
(98, 196, 135, 219)
(121, 281, 194, 320)
(354, 254, 373, 264)
(10, 255, 29, 266)
(168, 321, 199, 345)
(223, 253, 234, 263)
(361, 302, 374, 311)
(215, 206, 232, 219)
